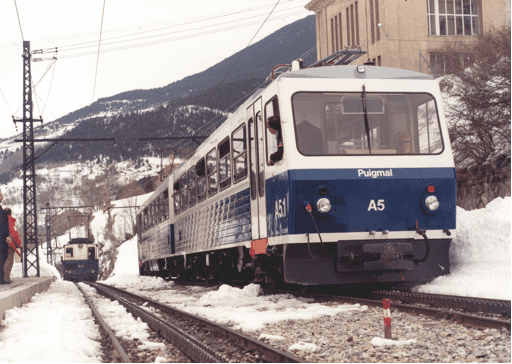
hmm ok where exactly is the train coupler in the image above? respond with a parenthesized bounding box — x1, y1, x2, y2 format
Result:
(362, 243, 414, 271)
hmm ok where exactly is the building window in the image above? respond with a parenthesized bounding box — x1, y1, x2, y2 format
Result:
(370, 0, 375, 44)
(429, 51, 474, 76)
(335, 15, 339, 51)
(427, 0, 480, 36)
(346, 8, 350, 46)
(350, 4, 355, 46)
(377, 55, 381, 66)
(338, 13, 343, 49)
(375, 0, 380, 41)
(331, 18, 335, 53)
(355, 2, 360, 46)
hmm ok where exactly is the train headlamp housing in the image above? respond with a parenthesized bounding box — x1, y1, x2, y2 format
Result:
(425, 195, 440, 211)
(316, 197, 332, 213)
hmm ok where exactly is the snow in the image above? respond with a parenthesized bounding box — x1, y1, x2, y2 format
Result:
(0, 196, 510, 362)
(413, 196, 511, 300)
(370, 337, 417, 348)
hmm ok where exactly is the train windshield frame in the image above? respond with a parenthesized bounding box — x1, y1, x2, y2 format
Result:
(291, 92, 445, 156)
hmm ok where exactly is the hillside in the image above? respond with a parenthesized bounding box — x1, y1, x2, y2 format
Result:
(0, 15, 316, 181)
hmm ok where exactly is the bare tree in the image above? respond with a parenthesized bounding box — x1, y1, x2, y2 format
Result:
(439, 26, 510, 167)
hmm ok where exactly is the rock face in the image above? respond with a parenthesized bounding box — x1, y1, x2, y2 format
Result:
(456, 155, 511, 211)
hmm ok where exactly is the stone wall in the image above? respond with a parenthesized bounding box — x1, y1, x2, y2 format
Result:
(456, 155, 511, 211)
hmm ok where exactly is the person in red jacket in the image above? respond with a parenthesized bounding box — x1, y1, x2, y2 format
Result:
(3, 208, 21, 283)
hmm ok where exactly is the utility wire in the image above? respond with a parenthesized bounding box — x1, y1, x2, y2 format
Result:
(92, 0, 106, 103)
(199, 0, 283, 110)
(53, 10, 307, 59)
(13, 0, 24, 41)
(43, 58, 57, 116)
(53, 4, 305, 53)
(0, 87, 13, 115)
(0, 0, 307, 49)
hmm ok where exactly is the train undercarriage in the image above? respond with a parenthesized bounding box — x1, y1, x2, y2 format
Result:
(140, 238, 451, 289)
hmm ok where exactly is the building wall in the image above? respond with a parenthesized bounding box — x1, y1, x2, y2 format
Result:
(306, 0, 510, 73)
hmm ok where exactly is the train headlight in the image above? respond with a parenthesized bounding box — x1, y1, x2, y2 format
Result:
(90, 269, 95, 273)
(425, 195, 440, 211)
(316, 198, 332, 213)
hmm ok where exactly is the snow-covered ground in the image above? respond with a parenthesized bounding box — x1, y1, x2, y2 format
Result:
(0, 196, 509, 362)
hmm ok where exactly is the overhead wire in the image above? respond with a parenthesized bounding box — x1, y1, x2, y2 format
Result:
(42, 57, 57, 117)
(92, 0, 107, 103)
(0, 0, 306, 50)
(13, 0, 24, 41)
(216, 0, 282, 90)
(165, 43, 317, 160)
(53, 10, 307, 60)
(5, 1, 312, 233)
(0, 87, 13, 115)
(53, 4, 306, 53)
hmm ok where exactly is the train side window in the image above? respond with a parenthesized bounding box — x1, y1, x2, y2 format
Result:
(66, 247, 73, 258)
(173, 181, 181, 215)
(163, 189, 169, 220)
(159, 195, 164, 222)
(196, 158, 206, 202)
(248, 118, 257, 200)
(180, 173, 188, 212)
(256, 112, 265, 197)
(218, 137, 231, 190)
(144, 207, 148, 230)
(416, 98, 443, 154)
(232, 124, 247, 183)
(88, 247, 95, 260)
(152, 201, 156, 226)
(207, 148, 218, 196)
(149, 202, 153, 227)
(265, 97, 281, 165)
(188, 166, 197, 207)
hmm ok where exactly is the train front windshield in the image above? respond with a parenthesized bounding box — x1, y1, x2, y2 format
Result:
(292, 92, 444, 156)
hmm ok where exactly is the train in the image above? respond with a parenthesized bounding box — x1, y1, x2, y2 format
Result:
(136, 51, 456, 289)
(61, 238, 99, 282)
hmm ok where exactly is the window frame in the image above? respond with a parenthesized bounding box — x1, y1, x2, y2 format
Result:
(173, 180, 181, 215)
(196, 158, 207, 202)
(218, 136, 232, 191)
(290, 90, 445, 157)
(206, 147, 218, 197)
(427, 0, 480, 36)
(188, 166, 197, 207)
(180, 173, 188, 212)
(232, 123, 248, 184)
(264, 96, 281, 167)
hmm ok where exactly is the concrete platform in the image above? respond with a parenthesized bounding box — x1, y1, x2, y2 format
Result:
(0, 277, 56, 320)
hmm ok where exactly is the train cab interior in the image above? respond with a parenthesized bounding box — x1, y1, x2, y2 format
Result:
(291, 92, 444, 156)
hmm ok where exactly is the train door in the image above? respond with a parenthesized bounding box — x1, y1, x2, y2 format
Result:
(247, 98, 268, 240)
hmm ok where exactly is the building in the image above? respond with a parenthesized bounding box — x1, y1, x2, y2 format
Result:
(305, 0, 511, 74)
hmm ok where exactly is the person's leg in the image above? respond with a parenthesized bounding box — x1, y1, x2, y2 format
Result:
(4, 248, 14, 282)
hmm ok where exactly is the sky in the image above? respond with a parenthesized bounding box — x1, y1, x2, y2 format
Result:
(0, 192, 509, 361)
(0, 0, 313, 139)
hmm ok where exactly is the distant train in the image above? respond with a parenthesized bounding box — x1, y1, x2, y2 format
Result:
(62, 238, 99, 282)
(137, 51, 456, 289)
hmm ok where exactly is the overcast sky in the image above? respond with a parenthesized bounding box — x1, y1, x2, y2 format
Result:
(0, 0, 312, 139)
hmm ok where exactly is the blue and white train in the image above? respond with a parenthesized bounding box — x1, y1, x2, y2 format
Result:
(62, 238, 99, 282)
(137, 58, 456, 288)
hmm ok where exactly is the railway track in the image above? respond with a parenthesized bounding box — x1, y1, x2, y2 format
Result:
(85, 282, 305, 363)
(369, 290, 511, 318)
(76, 283, 131, 363)
(259, 288, 511, 331)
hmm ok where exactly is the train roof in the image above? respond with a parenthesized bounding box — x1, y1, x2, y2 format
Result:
(66, 238, 94, 245)
(279, 65, 434, 81)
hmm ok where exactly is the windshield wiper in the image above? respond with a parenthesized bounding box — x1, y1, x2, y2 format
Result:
(361, 84, 372, 154)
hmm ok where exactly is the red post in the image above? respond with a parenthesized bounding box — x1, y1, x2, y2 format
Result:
(383, 299, 392, 339)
